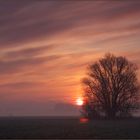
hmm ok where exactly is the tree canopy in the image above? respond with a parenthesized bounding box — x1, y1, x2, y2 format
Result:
(82, 53, 139, 119)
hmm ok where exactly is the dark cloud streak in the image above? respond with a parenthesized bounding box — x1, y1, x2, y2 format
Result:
(0, 1, 140, 47)
(0, 55, 62, 75)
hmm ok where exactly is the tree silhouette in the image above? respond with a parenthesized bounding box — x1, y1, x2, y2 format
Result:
(82, 53, 139, 119)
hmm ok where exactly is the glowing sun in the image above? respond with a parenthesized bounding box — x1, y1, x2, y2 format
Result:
(76, 98, 84, 106)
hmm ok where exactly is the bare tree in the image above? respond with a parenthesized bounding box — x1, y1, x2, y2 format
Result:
(82, 53, 139, 119)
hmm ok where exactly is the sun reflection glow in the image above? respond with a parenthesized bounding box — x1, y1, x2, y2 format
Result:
(80, 118, 89, 123)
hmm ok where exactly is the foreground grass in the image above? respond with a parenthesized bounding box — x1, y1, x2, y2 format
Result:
(0, 117, 139, 139)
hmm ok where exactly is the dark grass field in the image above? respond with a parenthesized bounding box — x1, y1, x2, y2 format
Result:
(0, 117, 140, 139)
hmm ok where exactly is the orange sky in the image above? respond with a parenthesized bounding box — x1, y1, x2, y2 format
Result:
(0, 0, 140, 116)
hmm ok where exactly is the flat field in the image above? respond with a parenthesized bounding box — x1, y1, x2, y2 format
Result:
(0, 117, 139, 139)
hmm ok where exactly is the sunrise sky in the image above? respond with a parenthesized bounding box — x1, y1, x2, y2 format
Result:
(0, 0, 140, 116)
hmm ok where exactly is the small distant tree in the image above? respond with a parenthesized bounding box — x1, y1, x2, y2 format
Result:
(82, 53, 139, 119)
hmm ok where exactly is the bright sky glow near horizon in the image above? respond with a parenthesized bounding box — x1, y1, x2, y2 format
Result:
(0, 0, 140, 116)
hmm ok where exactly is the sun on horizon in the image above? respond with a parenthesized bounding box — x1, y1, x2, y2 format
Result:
(76, 98, 84, 106)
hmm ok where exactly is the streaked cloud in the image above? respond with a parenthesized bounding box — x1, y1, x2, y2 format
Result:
(0, 0, 140, 116)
